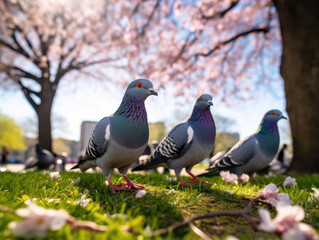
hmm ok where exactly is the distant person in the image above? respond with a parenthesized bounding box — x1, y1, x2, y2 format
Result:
(1, 145, 9, 165)
(277, 144, 289, 168)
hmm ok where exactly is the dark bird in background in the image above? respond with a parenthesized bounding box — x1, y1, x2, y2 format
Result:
(25, 143, 55, 170)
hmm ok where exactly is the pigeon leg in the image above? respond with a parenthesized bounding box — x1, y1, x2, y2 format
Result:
(121, 175, 145, 189)
(177, 175, 193, 187)
(249, 175, 259, 184)
(186, 171, 211, 185)
(106, 177, 127, 194)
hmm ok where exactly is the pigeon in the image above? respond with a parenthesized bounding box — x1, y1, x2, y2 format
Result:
(71, 79, 157, 194)
(198, 109, 287, 183)
(132, 94, 215, 186)
(25, 143, 55, 170)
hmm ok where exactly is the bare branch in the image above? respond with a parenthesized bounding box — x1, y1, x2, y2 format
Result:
(135, 0, 161, 38)
(130, 0, 147, 17)
(11, 29, 31, 59)
(150, 196, 261, 237)
(13, 66, 41, 83)
(201, 0, 240, 20)
(71, 57, 121, 69)
(0, 39, 20, 54)
(18, 80, 39, 111)
(194, 27, 270, 59)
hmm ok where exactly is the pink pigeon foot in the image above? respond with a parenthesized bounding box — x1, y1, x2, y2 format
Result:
(250, 175, 259, 184)
(187, 171, 211, 185)
(107, 177, 128, 194)
(178, 176, 193, 187)
(122, 175, 145, 189)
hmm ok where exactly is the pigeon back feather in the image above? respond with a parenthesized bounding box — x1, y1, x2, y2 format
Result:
(132, 123, 193, 171)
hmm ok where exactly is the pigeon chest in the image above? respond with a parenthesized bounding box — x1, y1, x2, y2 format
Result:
(168, 136, 212, 169)
(256, 134, 279, 158)
(96, 138, 146, 169)
(110, 117, 149, 149)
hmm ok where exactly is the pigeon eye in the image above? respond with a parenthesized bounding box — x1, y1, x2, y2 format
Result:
(200, 97, 203, 101)
(271, 112, 275, 115)
(137, 82, 142, 88)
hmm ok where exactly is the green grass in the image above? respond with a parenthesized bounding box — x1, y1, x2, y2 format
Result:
(0, 171, 318, 239)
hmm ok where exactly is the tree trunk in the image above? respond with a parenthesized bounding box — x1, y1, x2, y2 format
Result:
(35, 82, 54, 152)
(273, 0, 319, 173)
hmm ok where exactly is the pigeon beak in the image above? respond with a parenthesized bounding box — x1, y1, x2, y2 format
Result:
(280, 115, 287, 120)
(207, 100, 213, 106)
(148, 88, 158, 96)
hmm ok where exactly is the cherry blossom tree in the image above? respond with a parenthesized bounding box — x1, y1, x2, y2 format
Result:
(0, 0, 128, 151)
(119, 0, 318, 173)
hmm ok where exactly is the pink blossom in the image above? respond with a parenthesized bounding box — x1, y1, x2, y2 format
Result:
(282, 223, 319, 240)
(312, 188, 319, 201)
(239, 174, 249, 184)
(258, 202, 319, 240)
(9, 203, 69, 238)
(72, 177, 81, 184)
(168, 189, 176, 194)
(283, 177, 297, 187)
(220, 171, 238, 184)
(49, 171, 60, 180)
(258, 208, 277, 232)
(79, 195, 91, 207)
(165, 176, 177, 182)
(258, 183, 278, 199)
(258, 184, 291, 207)
(135, 190, 147, 199)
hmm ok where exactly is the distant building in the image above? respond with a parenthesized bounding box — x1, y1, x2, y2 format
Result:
(78, 121, 98, 155)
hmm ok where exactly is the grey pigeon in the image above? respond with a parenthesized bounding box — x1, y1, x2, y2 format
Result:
(132, 94, 215, 186)
(71, 79, 157, 194)
(199, 109, 287, 183)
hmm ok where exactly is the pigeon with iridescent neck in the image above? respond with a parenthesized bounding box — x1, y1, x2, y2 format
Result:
(199, 109, 287, 183)
(132, 94, 216, 186)
(71, 79, 157, 194)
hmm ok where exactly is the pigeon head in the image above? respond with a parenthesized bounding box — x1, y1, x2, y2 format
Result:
(188, 94, 214, 122)
(125, 79, 158, 100)
(263, 109, 287, 122)
(194, 94, 213, 110)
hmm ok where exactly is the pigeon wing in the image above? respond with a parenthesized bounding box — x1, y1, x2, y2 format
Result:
(213, 135, 256, 169)
(132, 123, 194, 170)
(81, 117, 111, 161)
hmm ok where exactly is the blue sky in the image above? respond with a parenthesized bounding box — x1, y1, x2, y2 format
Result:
(0, 77, 291, 145)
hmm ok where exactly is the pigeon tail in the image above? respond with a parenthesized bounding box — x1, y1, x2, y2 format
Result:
(70, 159, 97, 172)
(131, 155, 159, 171)
(70, 165, 79, 170)
(197, 167, 223, 177)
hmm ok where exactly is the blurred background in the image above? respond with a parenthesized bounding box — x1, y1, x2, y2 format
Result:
(0, 0, 317, 173)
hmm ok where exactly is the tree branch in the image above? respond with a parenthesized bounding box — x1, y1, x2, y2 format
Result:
(11, 29, 31, 59)
(194, 27, 270, 59)
(149, 196, 261, 237)
(135, 0, 161, 38)
(13, 66, 41, 84)
(0, 39, 20, 54)
(201, 0, 240, 20)
(18, 80, 39, 111)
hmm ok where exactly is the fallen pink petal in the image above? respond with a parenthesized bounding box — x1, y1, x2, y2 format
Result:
(283, 176, 297, 187)
(135, 190, 147, 199)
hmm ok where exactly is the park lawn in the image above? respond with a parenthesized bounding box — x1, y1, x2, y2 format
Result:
(0, 171, 318, 239)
